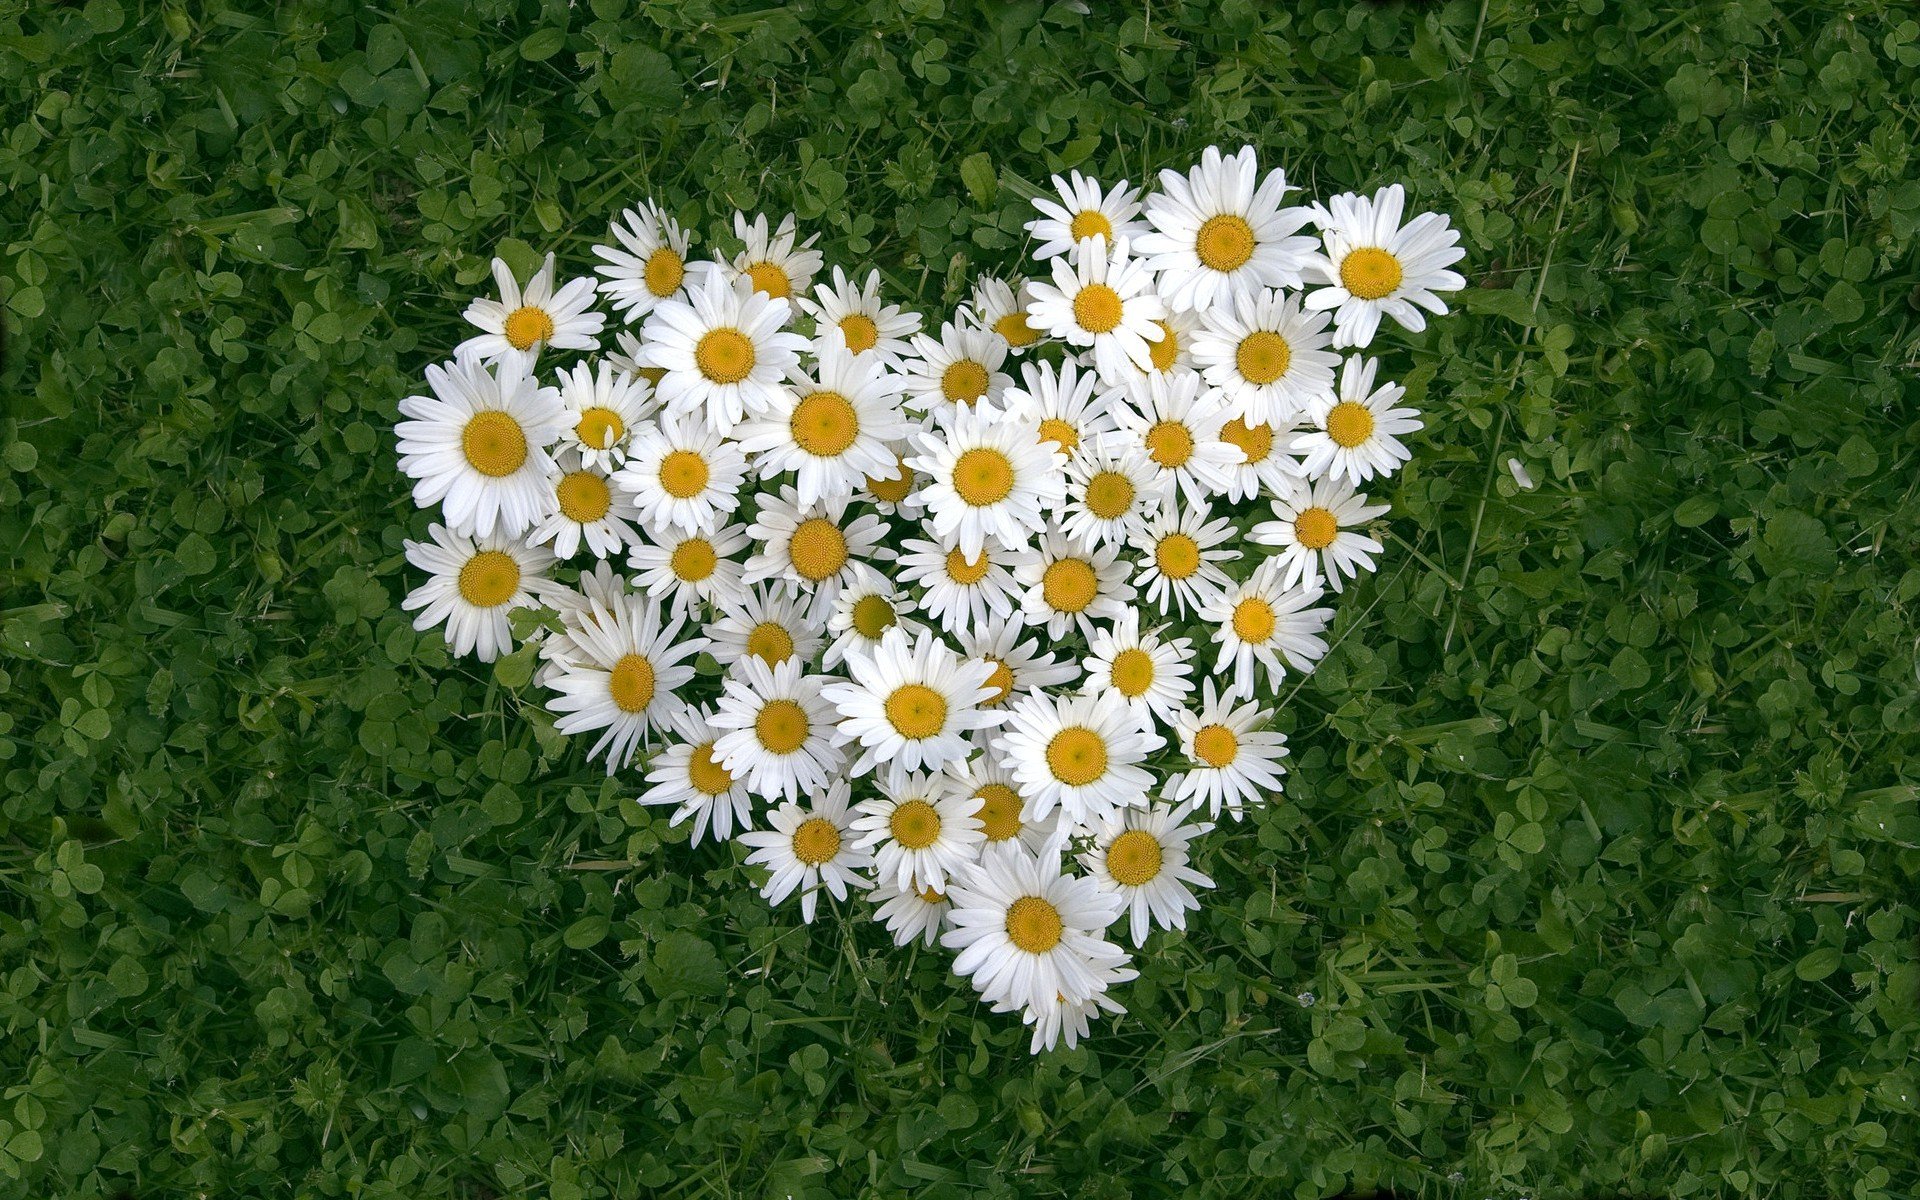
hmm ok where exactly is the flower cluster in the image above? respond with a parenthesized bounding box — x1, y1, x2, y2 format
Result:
(393, 148, 1463, 1052)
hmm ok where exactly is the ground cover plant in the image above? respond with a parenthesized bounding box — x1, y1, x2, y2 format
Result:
(3, 1, 1918, 1198)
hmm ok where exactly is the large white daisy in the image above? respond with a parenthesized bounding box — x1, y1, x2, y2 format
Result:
(741, 486, 890, 613)
(1081, 608, 1194, 731)
(1196, 558, 1333, 699)
(613, 412, 748, 534)
(1190, 287, 1339, 425)
(1133, 145, 1318, 312)
(1304, 183, 1467, 348)
(738, 779, 871, 923)
(458, 252, 605, 365)
(705, 583, 825, 671)
(907, 404, 1067, 559)
(544, 595, 705, 773)
(820, 626, 1003, 775)
(1011, 527, 1137, 641)
(1079, 801, 1215, 947)
(639, 276, 807, 431)
(527, 455, 644, 561)
(942, 844, 1131, 1014)
(1292, 353, 1423, 485)
(396, 356, 567, 539)
(732, 339, 909, 506)
(894, 533, 1019, 633)
(851, 770, 986, 893)
(1058, 435, 1167, 552)
(592, 200, 697, 323)
(899, 320, 1013, 419)
(710, 655, 847, 802)
(1128, 501, 1239, 617)
(1025, 170, 1147, 261)
(1110, 369, 1239, 509)
(401, 523, 558, 662)
(994, 690, 1161, 829)
(1024, 237, 1167, 388)
(625, 521, 749, 615)
(1167, 679, 1290, 818)
(1249, 475, 1389, 592)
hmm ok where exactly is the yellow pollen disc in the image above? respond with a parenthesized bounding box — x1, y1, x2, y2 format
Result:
(669, 538, 717, 581)
(574, 407, 625, 450)
(790, 390, 860, 457)
(1294, 507, 1339, 550)
(694, 327, 756, 384)
(1084, 471, 1136, 521)
(974, 783, 1023, 841)
(1042, 558, 1099, 614)
(1106, 829, 1164, 886)
(945, 548, 991, 585)
(1109, 648, 1157, 698)
(503, 305, 555, 351)
(1145, 420, 1194, 468)
(1232, 598, 1276, 644)
(457, 550, 520, 608)
(1221, 417, 1273, 463)
(657, 449, 710, 499)
(1236, 329, 1293, 385)
(1195, 213, 1256, 272)
(951, 448, 1016, 507)
(1340, 247, 1404, 300)
(1044, 726, 1108, 786)
(1325, 402, 1375, 449)
(608, 654, 656, 714)
(941, 359, 991, 404)
(687, 742, 733, 796)
(888, 799, 942, 850)
(555, 471, 612, 524)
(1148, 320, 1181, 371)
(1037, 418, 1080, 453)
(744, 261, 792, 299)
(791, 817, 841, 865)
(851, 593, 897, 639)
(838, 313, 880, 353)
(755, 699, 810, 753)
(884, 683, 949, 740)
(461, 410, 528, 478)
(865, 456, 914, 503)
(1073, 283, 1124, 334)
(1193, 723, 1239, 768)
(979, 658, 1015, 706)
(1070, 209, 1114, 241)
(788, 518, 849, 582)
(644, 248, 685, 297)
(1005, 895, 1064, 953)
(746, 621, 795, 665)
(920, 885, 947, 904)
(994, 312, 1040, 347)
(1155, 533, 1202, 579)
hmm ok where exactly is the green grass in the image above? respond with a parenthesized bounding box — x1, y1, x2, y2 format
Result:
(5, 1, 1920, 1197)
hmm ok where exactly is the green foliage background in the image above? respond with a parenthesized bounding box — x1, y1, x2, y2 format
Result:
(4, 0, 1919, 1196)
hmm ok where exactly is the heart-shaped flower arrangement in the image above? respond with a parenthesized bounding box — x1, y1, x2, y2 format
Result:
(393, 146, 1464, 1052)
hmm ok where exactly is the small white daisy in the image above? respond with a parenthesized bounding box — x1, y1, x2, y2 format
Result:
(1217, 411, 1305, 503)
(1249, 476, 1389, 592)
(553, 359, 653, 471)
(858, 444, 926, 517)
(820, 626, 1004, 776)
(995, 689, 1161, 829)
(1168, 680, 1290, 818)
(528, 456, 644, 561)
(851, 770, 986, 893)
(1025, 170, 1147, 261)
(1110, 369, 1239, 509)
(639, 276, 807, 431)
(1292, 354, 1423, 485)
(544, 595, 705, 772)
(870, 877, 954, 948)
(710, 655, 847, 802)
(733, 339, 909, 507)
(1304, 183, 1467, 348)
(1059, 435, 1168, 551)
(625, 521, 749, 615)
(1011, 528, 1138, 641)
(961, 275, 1044, 353)
(1134, 145, 1319, 312)
(1197, 558, 1334, 699)
(613, 412, 748, 535)
(1128, 501, 1239, 616)
(402, 523, 558, 662)
(907, 404, 1068, 559)
(1012, 983, 1132, 1055)
(532, 560, 631, 684)
(592, 200, 697, 323)
(953, 618, 1081, 717)
(706, 583, 825, 671)
(1190, 287, 1339, 425)
(799, 265, 923, 367)
(1024, 237, 1167, 388)
(944, 754, 1057, 855)
(1080, 801, 1215, 947)
(605, 329, 666, 390)
(738, 779, 871, 923)
(458, 252, 606, 365)
(395, 356, 567, 539)
(727, 211, 824, 302)
(894, 533, 1019, 633)
(823, 563, 922, 670)
(999, 357, 1118, 460)
(1081, 608, 1194, 730)
(942, 844, 1130, 1014)
(1133, 308, 1200, 379)
(899, 320, 1013, 419)
(742, 486, 890, 614)
(639, 705, 755, 846)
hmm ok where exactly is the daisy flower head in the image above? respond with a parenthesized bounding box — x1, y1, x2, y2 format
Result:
(739, 779, 872, 923)
(396, 355, 567, 539)
(1305, 183, 1467, 348)
(640, 705, 755, 846)
(1025, 169, 1147, 262)
(799, 265, 923, 368)
(1000, 356, 1118, 461)
(528, 454, 644, 561)
(710, 655, 847, 803)
(639, 275, 807, 431)
(402, 523, 558, 663)
(1129, 500, 1240, 617)
(1218, 410, 1306, 503)
(962, 275, 1044, 353)
(544, 595, 705, 773)
(900, 320, 1014, 420)
(995, 689, 1162, 830)
(1293, 354, 1423, 485)
(941, 843, 1130, 1015)
(1197, 557, 1334, 699)
(1133, 307, 1200, 380)
(1249, 475, 1389, 593)
(1024, 237, 1168, 388)
(1013, 981, 1132, 1055)
(820, 626, 1004, 776)
(1082, 608, 1194, 730)
(1111, 369, 1239, 509)
(895, 533, 1019, 634)
(592, 200, 697, 323)
(823, 562, 922, 670)
(954, 617, 1082, 719)
(458, 252, 606, 365)
(851, 770, 986, 893)
(742, 486, 890, 614)
(945, 754, 1057, 855)
(532, 560, 631, 683)
(613, 411, 748, 535)
(706, 582, 825, 671)
(907, 404, 1068, 559)
(733, 338, 909, 506)
(1079, 801, 1216, 947)
(869, 876, 955, 948)
(1168, 680, 1289, 818)
(626, 521, 749, 615)
(553, 359, 652, 471)
(1190, 287, 1340, 426)
(1134, 145, 1319, 312)
(1013, 527, 1139, 641)
(858, 443, 926, 518)
(606, 328, 668, 391)
(1059, 435, 1168, 552)
(728, 211, 824, 302)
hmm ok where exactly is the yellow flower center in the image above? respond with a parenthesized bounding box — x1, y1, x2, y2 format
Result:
(979, 657, 1014, 707)
(945, 548, 991, 585)
(574, 407, 625, 450)
(1339, 247, 1404, 300)
(746, 621, 794, 665)
(788, 518, 849, 581)
(638, 366, 668, 386)
(1294, 507, 1339, 550)
(607, 654, 657, 714)
(791, 816, 841, 865)
(755, 698, 810, 753)
(1144, 420, 1193, 468)
(1232, 598, 1276, 644)
(1148, 320, 1181, 371)
(1236, 330, 1292, 385)
(461, 411, 528, 478)
(850, 593, 897, 639)
(695, 328, 756, 384)
(974, 783, 1023, 841)
(1041, 558, 1099, 614)
(790, 390, 860, 457)
(1037, 418, 1079, 453)
(888, 799, 942, 850)
(1084, 471, 1136, 520)
(1220, 416, 1273, 464)
(838, 313, 880, 353)
(503, 305, 555, 351)
(456, 550, 520, 608)
(994, 312, 1040, 347)
(1005, 895, 1064, 953)
(1109, 648, 1156, 698)
(644, 248, 685, 297)
(865, 456, 914, 503)
(940, 360, 991, 404)
(1195, 213, 1256, 272)
(555, 471, 611, 523)
(951, 447, 1015, 506)
(669, 538, 717, 581)
(686, 742, 733, 796)
(1325, 402, 1376, 449)
(1193, 723, 1239, 768)
(1155, 532, 1202, 580)
(1044, 726, 1107, 786)
(657, 449, 710, 499)
(1069, 209, 1114, 241)
(744, 261, 792, 299)
(884, 683, 949, 740)
(1072, 283, 1124, 334)
(1106, 829, 1164, 886)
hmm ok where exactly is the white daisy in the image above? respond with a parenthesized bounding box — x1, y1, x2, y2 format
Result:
(402, 523, 558, 662)
(553, 359, 653, 471)
(706, 583, 825, 671)
(1168, 680, 1290, 818)
(1197, 558, 1333, 699)
(1025, 170, 1147, 261)
(1013, 984, 1132, 1055)
(544, 595, 704, 772)
(592, 200, 697, 323)
(857, 444, 925, 517)
(1079, 802, 1215, 947)
(944, 754, 1057, 855)
(1012, 528, 1137, 641)
(1304, 183, 1467, 348)
(1133, 144, 1318, 312)
(710, 655, 847, 802)
(1024, 237, 1167, 387)
(994, 689, 1161, 829)
(1128, 501, 1239, 616)
(961, 275, 1044, 353)
(733, 339, 909, 506)
(907, 404, 1067, 559)
(1292, 354, 1423, 485)
(639, 705, 755, 846)
(625, 521, 749, 615)
(953, 617, 1081, 717)
(823, 562, 922, 670)
(458, 252, 606, 364)
(899, 321, 1013, 419)
(742, 486, 890, 613)
(1217, 411, 1305, 503)
(1249, 475, 1389, 592)
(869, 876, 955, 948)
(532, 560, 631, 684)
(799, 266, 923, 367)
(942, 844, 1130, 1014)
(1190, 287, 1339, 425)
(851, 770, 985, 893)
(738, 780, 871, 923)
(820, 626, 1003, 776)
(727, 211, 823, 302)
(528, 455, 644, 561)
(613, 412, 748, 534)
(999, 357, 1117, 460)
(894, 533, 1019, 633)
(639, 276, 807, 431)
(1110, 369, 1239, 509)
(1133, 308, 1200, 379)
(1059, 435, 1167, 551)
(396, 356, 567, 539)
(1081, 608, 1194, 730)
(605, 329, 666, 390)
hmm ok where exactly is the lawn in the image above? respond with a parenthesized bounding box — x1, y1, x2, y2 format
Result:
(4, 1, 1919, 1197)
